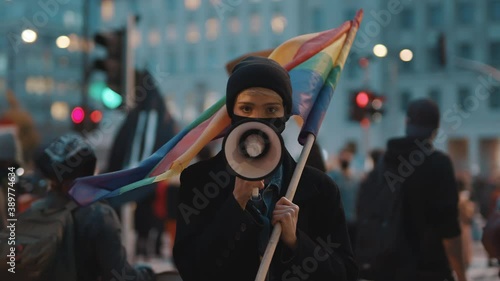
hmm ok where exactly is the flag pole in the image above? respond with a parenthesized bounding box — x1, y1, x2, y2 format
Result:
(255, 10, 362, 281)
(255, 133, 315, 281)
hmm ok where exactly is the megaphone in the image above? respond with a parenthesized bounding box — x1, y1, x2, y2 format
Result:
(222, 119, 284, 181)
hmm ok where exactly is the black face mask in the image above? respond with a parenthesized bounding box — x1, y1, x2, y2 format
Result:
(340, 160, 350, 170)
(231, 115, 287, 134)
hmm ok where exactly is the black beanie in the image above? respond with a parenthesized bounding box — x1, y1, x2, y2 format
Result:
(36, 133, 96, 182)
(226, 56, 292, 119)
(406, 98, 440, 138)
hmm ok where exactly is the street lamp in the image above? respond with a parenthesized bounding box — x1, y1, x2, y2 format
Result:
(56, 35, 71, 49)
(373, 44, 388, 58)
(399, 49, 413, 62)
(21, 29, 37, 43)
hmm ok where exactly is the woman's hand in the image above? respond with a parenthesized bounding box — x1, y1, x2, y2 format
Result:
(233, 177, 264, 209)
(272, 197, 299, 250)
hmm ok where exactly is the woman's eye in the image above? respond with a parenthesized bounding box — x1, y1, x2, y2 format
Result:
(267, 107, 278, 114)
(240, 105, 252, 113)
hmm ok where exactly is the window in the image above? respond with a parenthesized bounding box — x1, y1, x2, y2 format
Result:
(457, 43, 473, 59)
(101, 0, 114, 22)
(229, 17, 241, 34)
(167, 52, 177, 73)
(312, 8, 323, 31)
(166, 24, 177, 42)
(206, 47, 218, 69)
(427, 46, 441, 71)
(205, 18, 219, 41)
(185, 0, 201, 11)
(0, 53, 7, 73)
(427, 3, 444, 28)
(489, 0, 500, 22)
(400, 91, 412, 112)
(186, 22, 200, 43)
(250, 13, 261, 34)
(227, 45, 238, 61)
(186, 49, 196, 72)
(490, 41, 500, 67)
(400, 8, 415, 29)
(458, 87, 471, 111)
(490, 87, 500, 109)
(428, 89, 441, 106)
(456, 2, 475, 25)
(148, 29, 161, 47)
(271, 14, 287, 34)
(167, 0, 176, 11)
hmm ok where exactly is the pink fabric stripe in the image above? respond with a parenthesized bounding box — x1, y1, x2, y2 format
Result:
(149, 115, 217, 176)
(283, 21, 352, 71)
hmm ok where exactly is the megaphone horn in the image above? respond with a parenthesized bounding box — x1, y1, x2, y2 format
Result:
(222, 119, 284, 181)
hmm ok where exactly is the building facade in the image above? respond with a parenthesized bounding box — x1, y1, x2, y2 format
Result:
(1, 0, 499, 178)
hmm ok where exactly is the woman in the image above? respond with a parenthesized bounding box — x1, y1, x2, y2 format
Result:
(173, 56, 357, 281)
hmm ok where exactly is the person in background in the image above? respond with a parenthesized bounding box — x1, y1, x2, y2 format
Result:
(0, 125, 23, 230)
(456, 177, 475, 269)
(328, 148, 360, 248)
(305, 141, 327, 173)
(35, 133, 156, 281)
(359, 98, 466, 281)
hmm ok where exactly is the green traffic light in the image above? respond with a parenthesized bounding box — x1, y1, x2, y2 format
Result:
(89, 81, 106, 101)
(102, 87, 122, 109)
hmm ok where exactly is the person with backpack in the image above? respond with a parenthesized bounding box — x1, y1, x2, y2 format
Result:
(0, 133, 156, 281)
(356, 98, 467, 281)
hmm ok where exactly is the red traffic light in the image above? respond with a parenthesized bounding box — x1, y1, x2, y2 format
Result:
(71, 107, 85, 124)
(356, 92, 370, 108)
(90, 110, 102, 123)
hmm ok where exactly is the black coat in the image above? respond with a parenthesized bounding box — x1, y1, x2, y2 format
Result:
(173, 150, 358, 281)
(36, 191, 155, 281)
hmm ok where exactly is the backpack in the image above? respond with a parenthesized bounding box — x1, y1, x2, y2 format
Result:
(0, 197, 78, 281)
(355, 163, 417, 280)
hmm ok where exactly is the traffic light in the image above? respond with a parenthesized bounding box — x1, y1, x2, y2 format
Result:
(349, 90, 385, 123)
(71, 106, 102, 133)
(93, 29, 127, 108)
(349, 91, 369, 122)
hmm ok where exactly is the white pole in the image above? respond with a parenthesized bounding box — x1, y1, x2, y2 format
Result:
(254, 133, 316, 281)
(125, 15, 136, 110)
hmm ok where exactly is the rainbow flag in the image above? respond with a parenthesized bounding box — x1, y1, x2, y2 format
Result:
(69, 10, 363, 206)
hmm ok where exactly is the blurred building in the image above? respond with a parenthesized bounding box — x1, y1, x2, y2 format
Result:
(0, 0, 105, 145)
(1, 0, 500, 178)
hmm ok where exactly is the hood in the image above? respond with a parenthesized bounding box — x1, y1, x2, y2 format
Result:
(384, 136, 434, 168)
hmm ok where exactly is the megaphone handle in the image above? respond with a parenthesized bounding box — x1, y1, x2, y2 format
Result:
(252, 187, 259, 199)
